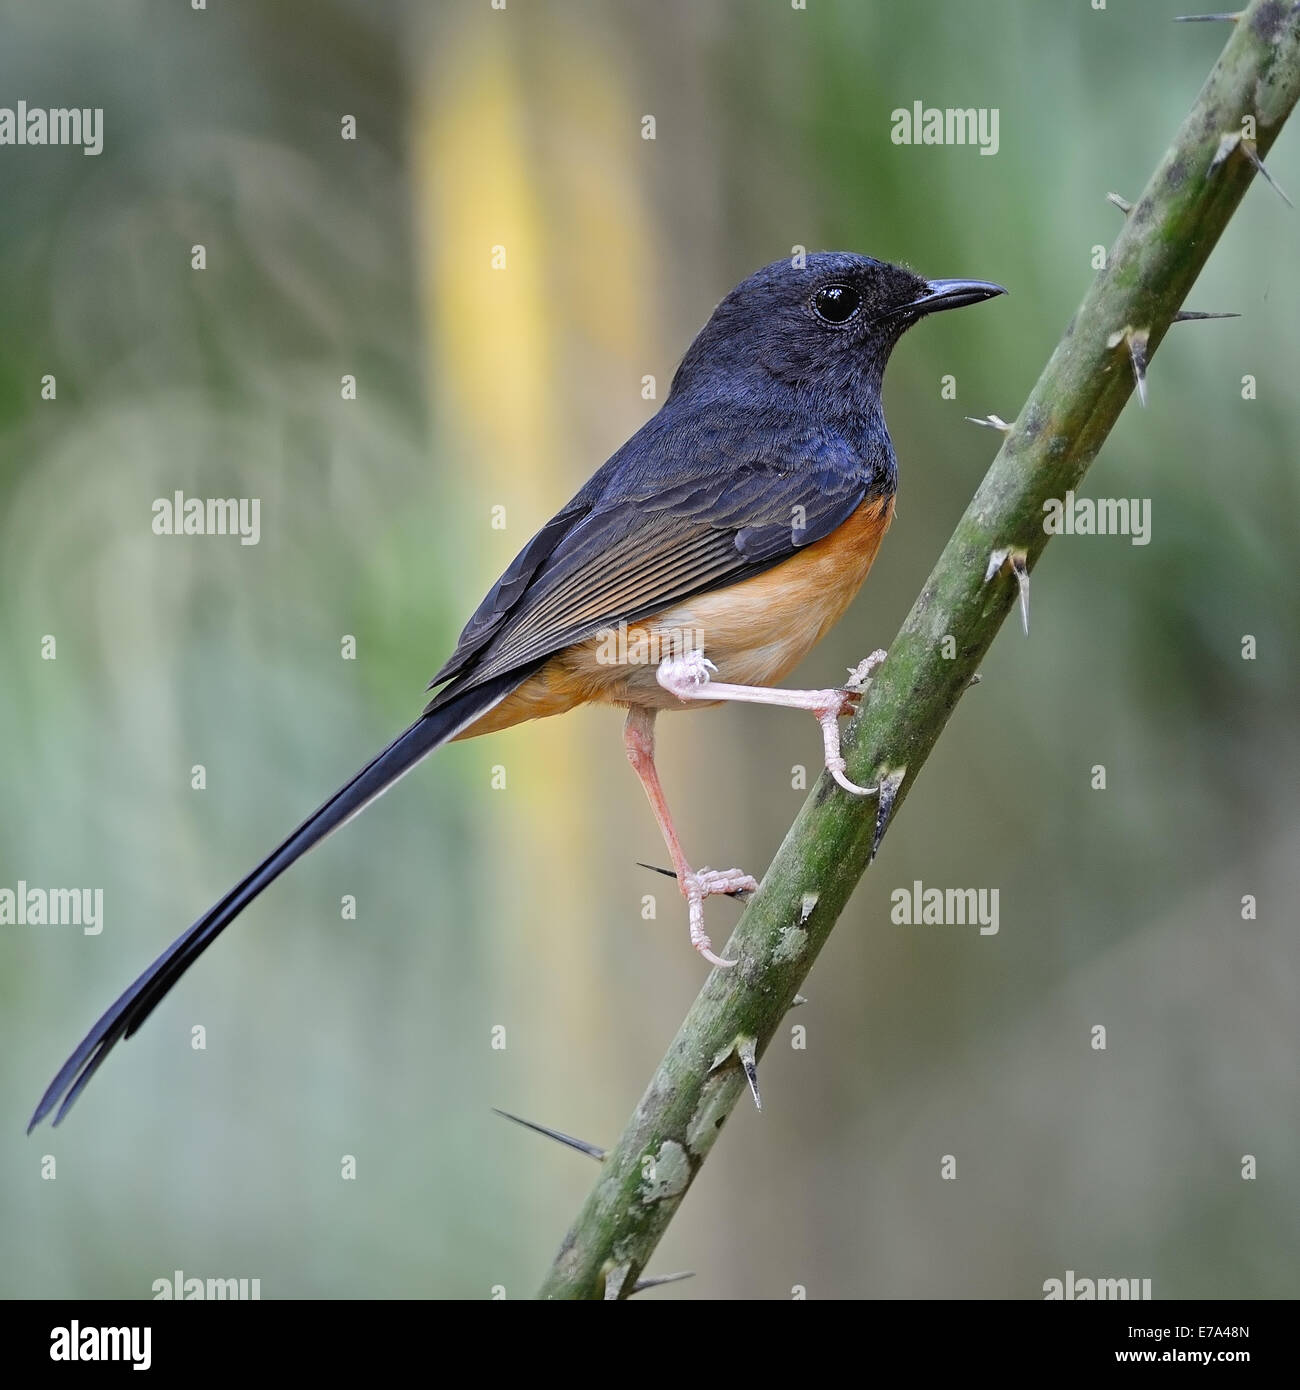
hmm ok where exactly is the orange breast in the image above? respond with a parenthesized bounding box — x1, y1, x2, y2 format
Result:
(457, 493, 895, 737)
(644, 492, 895, 691)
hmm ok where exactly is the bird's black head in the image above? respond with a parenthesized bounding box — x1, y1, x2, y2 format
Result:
(671, 251, 1004, 410)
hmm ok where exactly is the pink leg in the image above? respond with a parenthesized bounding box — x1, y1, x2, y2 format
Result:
(623, 706, 756, 968)
(656, 650, 887, 796)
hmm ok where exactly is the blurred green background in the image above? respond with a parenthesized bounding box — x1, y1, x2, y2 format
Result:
(2, 0, 1296, 1299)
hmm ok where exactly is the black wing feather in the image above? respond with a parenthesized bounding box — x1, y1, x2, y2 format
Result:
(428, 407, 888, 703)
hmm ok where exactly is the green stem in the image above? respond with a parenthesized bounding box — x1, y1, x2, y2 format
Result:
(539, 0, 1300, 1300)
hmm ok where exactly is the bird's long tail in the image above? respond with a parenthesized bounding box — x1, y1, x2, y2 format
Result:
(28, 671, 524, 1131)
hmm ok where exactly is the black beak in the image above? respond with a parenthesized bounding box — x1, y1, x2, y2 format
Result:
(889, 278, 1007, 318)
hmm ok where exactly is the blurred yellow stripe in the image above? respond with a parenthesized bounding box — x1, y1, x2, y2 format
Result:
(411, 13, 660, 1059)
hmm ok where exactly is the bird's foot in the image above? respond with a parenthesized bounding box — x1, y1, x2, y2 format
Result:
(682, 867, 757, 967)
(657, 649, 718, 698)
(845, 648, 889, 694)
(655, 647, 887, 798)
(816, 702, 874, 797)
(817, 649, 888, 795)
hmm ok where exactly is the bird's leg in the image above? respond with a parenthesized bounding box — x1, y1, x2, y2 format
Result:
(622, 706, 755, 968)
(656, 649, 888, 797)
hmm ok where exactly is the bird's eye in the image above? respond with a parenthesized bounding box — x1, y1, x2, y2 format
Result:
(812, 283, 862, 325)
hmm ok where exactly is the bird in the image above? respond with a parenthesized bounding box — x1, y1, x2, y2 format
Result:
(28, 251, 1004, 1130)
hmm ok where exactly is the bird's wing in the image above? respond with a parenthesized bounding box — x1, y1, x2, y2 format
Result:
(428, 420, 887, 702)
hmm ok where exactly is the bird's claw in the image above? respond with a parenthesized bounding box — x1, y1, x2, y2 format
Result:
(844, 648, 888, 694)
(683, 867, 756, 967)
(658, 650, 718, 698)
(817, 651, 887, 796)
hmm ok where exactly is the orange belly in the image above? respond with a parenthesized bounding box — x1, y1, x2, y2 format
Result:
(458, 493, 894, 738)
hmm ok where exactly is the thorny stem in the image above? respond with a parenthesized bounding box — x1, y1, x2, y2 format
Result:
(538, 0, 1300, 1299)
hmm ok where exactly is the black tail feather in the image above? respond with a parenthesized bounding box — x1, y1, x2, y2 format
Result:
(28, 673, 521, 1131)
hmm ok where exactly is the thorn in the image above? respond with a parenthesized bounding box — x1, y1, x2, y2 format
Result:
(631, 1270, 695, 1293)
(636, 863, 752, 900)
(710, 1034, 762, 1110)
(984, 546, 1030, 635)
(1209, 130, 1241, 174)
(491, 1108, 606, 1162)
(1011, 554, 1030, 635)
(1207, 131, 1293, 207)
(1107, 325, 1149, 406)
(1172, 310, 1240, 321)
(1106, 191, 1133, 214)
(965, 413, 1012, 431)
(1241, 139, 1294, 208)
(788, 993, 808, 1010)
(955, 671, 983, 703)
(1174, 10, 1241, 20)
(1127, 329, 1150, 407)
(737, 1036, 762, 1110)
(870, 766, 906, 863)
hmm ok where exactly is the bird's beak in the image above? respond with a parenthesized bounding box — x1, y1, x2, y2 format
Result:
(892, 278, 1007, 317)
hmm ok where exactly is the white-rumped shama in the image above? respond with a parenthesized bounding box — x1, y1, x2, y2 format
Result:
(29, 251, 1003, 1128)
